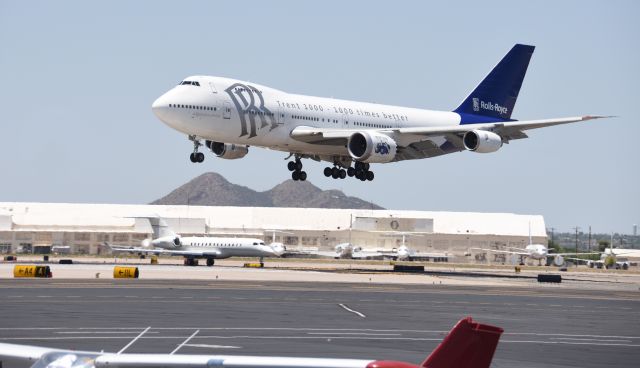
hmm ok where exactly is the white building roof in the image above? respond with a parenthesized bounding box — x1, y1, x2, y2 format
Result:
(0, 202, 546, 237)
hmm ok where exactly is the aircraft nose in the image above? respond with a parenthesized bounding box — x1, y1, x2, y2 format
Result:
(151, 93, 169, 121)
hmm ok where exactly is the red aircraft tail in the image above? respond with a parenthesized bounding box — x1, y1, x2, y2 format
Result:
(421, 317, 503, 368)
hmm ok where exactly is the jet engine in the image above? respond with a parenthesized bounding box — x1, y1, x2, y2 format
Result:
(347, 132, 397, 163)
(462, 130, 503, 153)
(206, 141, 248, 159)
(151, 235, 181, 249)
(552, 255, 565, 267)
(396, 245, 411, 261)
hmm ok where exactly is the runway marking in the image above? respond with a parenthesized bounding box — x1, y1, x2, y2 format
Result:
(171, 329, 199, 355)
(183, 343, 241, 349)
(307, 332, 401, 336)
(56, 331, 149, 334)
(503, 340, 640, 347)
(117, 326, 150, 354)
(338, 303, 366, 318)
(550, 337, 632, 343)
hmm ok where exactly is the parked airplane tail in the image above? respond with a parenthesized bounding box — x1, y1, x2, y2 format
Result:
(421, 317, 504, 368)
(454, 43, 535, 124)
(138, 216, 177, 239)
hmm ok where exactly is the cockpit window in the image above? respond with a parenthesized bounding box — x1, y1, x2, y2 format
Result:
(260, 242, 265, 245)
(179, 81, 201, 86)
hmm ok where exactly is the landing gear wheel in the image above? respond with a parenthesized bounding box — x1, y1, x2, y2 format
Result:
(189, 153, 197, 163)
(324, 167, 332, 177)
(196, 152, 205, 163)
(331, 167, 339, 179)
(347, 167, 355, 177)
(288, 161, 296, 171)
(292, 171, 300, 181)
(339, 169, 346, 179)
(299, 171, 307, 181)
(295, 160, 303, 171)
(366, 171, 374, 181)
(206, 258, 215, 267)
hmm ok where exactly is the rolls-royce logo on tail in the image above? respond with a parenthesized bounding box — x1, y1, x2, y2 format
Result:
(225, 83, 277, 138)
(472, 98, 480, 112)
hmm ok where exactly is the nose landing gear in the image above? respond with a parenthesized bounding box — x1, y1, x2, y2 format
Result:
(188, 135, 205, 163)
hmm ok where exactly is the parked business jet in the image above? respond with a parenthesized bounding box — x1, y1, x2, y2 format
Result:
(152, 44, 608, 182)
(380, 234, 448, 261)
(0, 317, 503, 368)
(473, 223, 597, 266)
(108, 217, 283, 266)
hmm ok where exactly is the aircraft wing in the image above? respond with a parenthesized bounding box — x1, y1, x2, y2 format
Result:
(0, 317, 503, 368)
(290, 116, 609, 160)
(106, 243, 221, 257)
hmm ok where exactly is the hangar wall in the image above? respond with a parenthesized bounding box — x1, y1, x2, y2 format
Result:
(0, 202, 547, 262)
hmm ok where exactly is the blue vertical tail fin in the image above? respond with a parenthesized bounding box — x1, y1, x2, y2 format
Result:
(454, 44, 535, 124)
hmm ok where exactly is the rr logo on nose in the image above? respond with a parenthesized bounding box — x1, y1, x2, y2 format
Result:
(225, 83, 277, 138)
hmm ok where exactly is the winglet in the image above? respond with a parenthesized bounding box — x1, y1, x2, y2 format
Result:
(421, 317, 504, 368)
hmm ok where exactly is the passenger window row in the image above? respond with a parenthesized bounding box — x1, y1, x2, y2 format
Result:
(193, 243, 240, 247)
(169, 104, 217, 111)
(354, 121, 391, 129)
(293, 115, 339, 124)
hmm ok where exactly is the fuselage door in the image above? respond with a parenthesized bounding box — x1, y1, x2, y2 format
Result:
(223, 101, 231, 119)
(277, 107, 285, 126)
(341, 113, 348, 129)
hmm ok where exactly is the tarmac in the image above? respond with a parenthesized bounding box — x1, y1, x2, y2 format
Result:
(1, 257, 639, 368)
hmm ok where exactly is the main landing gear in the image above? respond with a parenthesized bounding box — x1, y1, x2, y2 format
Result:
(323, 161, 373, 181)
(189, 135, 205, 163)
(348, 162, 374, 181)
(287, 157, 307, 181)
(323, 166, 347, 179)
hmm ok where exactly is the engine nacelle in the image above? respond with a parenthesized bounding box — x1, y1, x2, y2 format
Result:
(553, 255, 565, 267)
(347, 132, 397, 163)
(151, 236, 181, 249)
(463, 130, 503, 153)
(206, 141, 248, 159)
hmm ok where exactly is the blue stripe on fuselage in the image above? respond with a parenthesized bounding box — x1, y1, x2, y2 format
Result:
(457, 112, 515, 125)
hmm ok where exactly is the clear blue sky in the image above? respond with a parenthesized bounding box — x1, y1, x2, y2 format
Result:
(1, 1, 638, 234)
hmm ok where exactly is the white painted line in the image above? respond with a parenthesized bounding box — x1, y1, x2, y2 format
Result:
(307, 332, 401, 336)
(117, 326, 150, 354)
(550, 337, 632, 343)
(170, 329, 199, 355)
(338, 304, 366, 318)
(183, 343, 241, 349)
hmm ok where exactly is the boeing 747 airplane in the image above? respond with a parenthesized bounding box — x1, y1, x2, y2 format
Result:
(152, 44, 607, 182)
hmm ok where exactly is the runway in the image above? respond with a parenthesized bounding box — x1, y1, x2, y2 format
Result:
(0, 279, 639, 368)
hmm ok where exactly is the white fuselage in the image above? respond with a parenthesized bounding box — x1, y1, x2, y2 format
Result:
(152, 236, 279, 259)
(525, 244, 548, 260)
(151, 76, 460, 160)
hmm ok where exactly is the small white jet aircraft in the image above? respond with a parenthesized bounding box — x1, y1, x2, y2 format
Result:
(473, 224, 597, 266)
(0, 317, 503, 368)
(108, 217, 284, 266)
(152, 44, 608, 182)
(380, 234, 448, 261)
(311, 242, 382, 259)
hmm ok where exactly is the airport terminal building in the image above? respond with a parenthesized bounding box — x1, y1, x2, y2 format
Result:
(0, 202, 546, 262)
